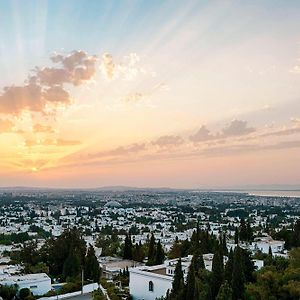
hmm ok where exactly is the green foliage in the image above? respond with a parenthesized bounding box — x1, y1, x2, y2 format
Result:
(85, 244, 101, 282)
(40, 227, 86, 280)
(211, 248, 224, 299)
(245, 248, 300, 300)
(216, 281, 232, 300)
(169, 258, 184, 299)
(155, 240, 165, 265)
(19, 288, 31, 300)
(93, 288, 106, 300)
(0, 232, 30, 245)
(147, 233, 156, 266)
(123, 234, 133, 260)
(60, 281, 82, 294)
(96, 234, 120, 257)
(0, 284, 17, 300)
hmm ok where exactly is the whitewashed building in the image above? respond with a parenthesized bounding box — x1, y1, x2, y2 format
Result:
(0, 273, 51, 295)
(130, 255, 210, 300)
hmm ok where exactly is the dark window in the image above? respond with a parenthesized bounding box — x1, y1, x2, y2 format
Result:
(149, 281, 154, 292)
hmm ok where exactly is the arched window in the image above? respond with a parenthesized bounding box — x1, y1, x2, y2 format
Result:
(149, 281, 154, 292)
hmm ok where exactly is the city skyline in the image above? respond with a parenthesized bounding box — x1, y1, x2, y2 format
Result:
(1, 0, 300, 188)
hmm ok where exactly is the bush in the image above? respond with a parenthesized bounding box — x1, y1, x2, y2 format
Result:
(0, 284, 17, 300)
(19, 288, 31, 300)
(93, 289, 106, 300)
(60, 282, 81, 294)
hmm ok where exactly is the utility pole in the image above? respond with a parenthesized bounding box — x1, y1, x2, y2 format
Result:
(81, 269, 84, 295)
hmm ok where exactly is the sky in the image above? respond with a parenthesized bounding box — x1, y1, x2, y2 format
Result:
(0, 0, 300, 188)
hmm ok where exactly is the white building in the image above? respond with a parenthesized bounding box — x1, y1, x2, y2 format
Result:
(130, 255, 216, 300)
(0, 273, 51, 296)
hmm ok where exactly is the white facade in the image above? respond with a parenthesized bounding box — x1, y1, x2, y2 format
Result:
(130, 267, 173, 300)
(0, 273, 51, 296)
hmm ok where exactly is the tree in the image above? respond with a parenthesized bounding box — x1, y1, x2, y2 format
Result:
(169, 258, 184, 299)
(63, 249, 81, 280)
(234, 228, 239, 245)
(225, 248, 234, 283)
(155, 240, 165, 265)
(216, 281, 232, 300)
(0, 284, 17, 300)
(19, 288, 31, 300)
(147, 233, 156, 266)
(185, 255, 196, 299)
(85, 244, 101, 282)
(40, 228, 86, 278)
(231, 246, 245, 300)
(211, 248, 224, 299)
(239, 219, 248, 242)
(123, 234, 133, 260)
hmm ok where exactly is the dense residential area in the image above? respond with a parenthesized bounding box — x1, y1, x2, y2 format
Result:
(0, 188, 299, 300)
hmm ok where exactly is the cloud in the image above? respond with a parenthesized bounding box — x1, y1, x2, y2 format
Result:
(221, 119, 255, 137)
(100, 52, 153, 81)
(190, 120, 255, 143)
(123, 92, 145, 102)
(0, 119, 14, 133)
(290, 65, 300, 74)
(33, 123, 54, 133)
(153, 135, 184, 147)
(0, 50, 97, 117)
(25, 138, 81, 147)
(0, 83, 44, 115)
(291, 117, 300, 125)
(94, 143, 146, 158)
(36, 50, 97, 86)
(189, 125, 214, 142)
(261, 127, 300, 138)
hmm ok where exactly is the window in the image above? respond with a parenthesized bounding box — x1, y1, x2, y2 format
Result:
(30, 286, 37, 289)
(149, 281, 154, 292)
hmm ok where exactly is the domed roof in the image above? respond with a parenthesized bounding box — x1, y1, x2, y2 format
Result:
(104, 200, 122, 207)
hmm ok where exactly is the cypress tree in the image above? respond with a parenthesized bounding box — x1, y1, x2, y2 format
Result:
(170, 258, 184, 299)
(185, 256, 196, 300)
(123, 234, 133, 260)
(147, 233, 156, 266)
(63, 248, 81, 279)
(216, 280, 232, 300)
(84, 244, 101, 282)
(234, 228, 239, 245)
(224, 248, 234, 283)
(231, 246, 245, 300)
(155, 240, 165, 265)
(246, 220, 253, 242)
(211, 248, 224, 299)
(239, 219, 248, 242)
(194, 250, 205, 271)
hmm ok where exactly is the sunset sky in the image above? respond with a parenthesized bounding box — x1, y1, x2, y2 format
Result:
(1, 0, 300, 188)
